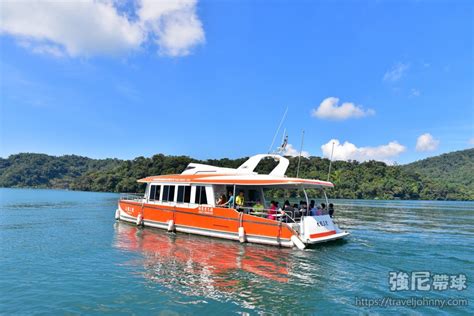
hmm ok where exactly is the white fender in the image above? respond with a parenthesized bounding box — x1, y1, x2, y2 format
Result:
(115, 209, 120, 220)
(167, 220, 175, 232)
(291, 235, 306, 250)
(136, 214, 143, 226)
(238, 226, 246, 243)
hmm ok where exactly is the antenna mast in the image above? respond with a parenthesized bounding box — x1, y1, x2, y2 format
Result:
(268, 107, 288, 153)
(327, 141, 335, 181)
(296, 130, 305, 178)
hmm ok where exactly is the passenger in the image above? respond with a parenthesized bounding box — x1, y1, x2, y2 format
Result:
(309, 200, 315, 210)
(274, 201, 284, 221)
(310, 204, 319, 216)
(283, 200, 293, 222)
(293, 203, 301, 218)
(253, 199, 264, 214)
(328, 203, 335, 218)
(224, 191, 234, 208)
(216, 194, 227, 205)
(321, 203, 327, 215)
(267, 201, 277, 220)
(235, 191, 245, 212)
(316, 203, 326, 216)
(299, 201, 308, 216)
(275, 201, 282, 213)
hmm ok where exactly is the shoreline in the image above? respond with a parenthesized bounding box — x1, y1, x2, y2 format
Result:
(1, 187, 473, 202)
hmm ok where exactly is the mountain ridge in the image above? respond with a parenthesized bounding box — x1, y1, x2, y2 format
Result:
(1, 149, 472, 200)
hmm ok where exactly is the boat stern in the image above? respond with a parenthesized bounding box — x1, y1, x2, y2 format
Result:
(300, 215, 349, 244)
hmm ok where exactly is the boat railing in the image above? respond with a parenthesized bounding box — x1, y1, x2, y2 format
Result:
(120, 193, 145, 202)
(235, 206, 300, 224)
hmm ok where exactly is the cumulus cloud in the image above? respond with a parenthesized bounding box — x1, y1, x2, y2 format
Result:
(383, 62, 409, 82)
(0, 0, 204, 57)
(321, 139, 406, 164)
(416, 133, 440, 152)
(139, 0, 205, 56)
(311, 97, 375, 120)
(282, 144, 310, 158)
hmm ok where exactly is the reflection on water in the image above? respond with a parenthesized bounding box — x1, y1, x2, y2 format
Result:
(114, 222, 296, 309)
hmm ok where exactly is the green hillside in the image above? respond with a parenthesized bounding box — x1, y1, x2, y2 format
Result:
(0, 149, 473, 200)
(402, 148, 474, 199)
(0, 153, 122, 189)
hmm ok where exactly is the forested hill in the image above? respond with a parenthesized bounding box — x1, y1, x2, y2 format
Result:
(0, 149, 473, 200)
(402, 148, 474, 198)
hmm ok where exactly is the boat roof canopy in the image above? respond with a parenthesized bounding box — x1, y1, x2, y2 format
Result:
(137, 154, 334, 188)
(137, 173, 334, 188)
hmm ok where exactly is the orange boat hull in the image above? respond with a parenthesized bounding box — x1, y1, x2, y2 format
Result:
(118, 200, 295, 247)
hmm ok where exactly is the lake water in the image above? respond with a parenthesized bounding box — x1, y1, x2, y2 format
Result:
(1, 188, 472, 315)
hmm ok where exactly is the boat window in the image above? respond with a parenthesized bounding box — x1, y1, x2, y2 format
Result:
(149, 185, 161, 201)
(154, 185, 161, 201)
(149, 185, 156, 201)
(162, 185, 169, 201)
(177, 185, 191, 203)
(195, 186, 208, 205)
(184, 186, 191, 202)
(162, 185, 176, 202)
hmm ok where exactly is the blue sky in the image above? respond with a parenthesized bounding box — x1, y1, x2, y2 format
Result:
(1, 0, 473, 164)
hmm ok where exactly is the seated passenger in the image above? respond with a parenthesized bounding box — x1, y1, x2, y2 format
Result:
(253, 200, 264, 212)
(283, 200, 293, 216)
(216, 194, 227, 205)
(299, 201, 308, 216)
(280, 200, 292, 221)
(320, 203, 327, 215)
(267, 201, 277, 220)
(315, 203, 326, 216)
(292, 203, 301, 217)
(275, 201, 285, 221)
(309, 200, 315, 210)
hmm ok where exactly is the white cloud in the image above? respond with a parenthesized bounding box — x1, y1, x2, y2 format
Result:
(383, 62, 409, 82)
(139, 0, 205, 57)
(411, 88, 421, 97)
(321, 139, 406, 164)
(416, 133, 440, 152)
(18, 40, 65, 58)
(0, 0, 205, 57)
(282, 144, 310, 158)
(469, 138, 474, 146)
(311, 97, 375, 120)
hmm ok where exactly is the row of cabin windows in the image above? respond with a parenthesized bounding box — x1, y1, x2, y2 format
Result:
(148, 184, 207, 205)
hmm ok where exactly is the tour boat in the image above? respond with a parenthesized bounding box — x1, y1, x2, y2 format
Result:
(115, 154, 349, 249)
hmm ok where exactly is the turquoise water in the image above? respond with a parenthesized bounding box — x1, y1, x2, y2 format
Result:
(1, 188, 472, 315)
